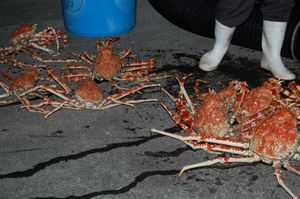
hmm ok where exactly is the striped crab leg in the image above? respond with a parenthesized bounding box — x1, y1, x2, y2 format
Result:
(150, 128, 250, 155)
(60, 64, 92, 81)
(101, 82, 161, 108)
(20, 48, 77, 63)
(230, 81, 248, 124)
(46, 66, 71, 94)
(282, 81, 300, 102)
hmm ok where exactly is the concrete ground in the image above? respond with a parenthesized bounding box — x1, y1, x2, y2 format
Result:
(0, 0, 299, 199)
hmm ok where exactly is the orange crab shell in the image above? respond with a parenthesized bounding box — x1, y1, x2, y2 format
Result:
(237, 86, 273, 123)
(236, 78, 282, 123)
(93, 46, 122, 80)
(193, 90, 231, 137)
(75, 79, 104, 104)
(10, 23, 37, 45)
(250, 108, 298, 162)
(11, 69, 40, 92)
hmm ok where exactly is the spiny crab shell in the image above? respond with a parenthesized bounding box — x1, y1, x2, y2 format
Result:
(249, 108, 299, 163)
(193, 90, 232, 137)
(93, 44, 122, 80)
(10, 23, 37, 47)
(74, 78, 104, 105)
(193, 81, 239, 137)
(236, 78, 282, 124)
(10, 69, 40, 95)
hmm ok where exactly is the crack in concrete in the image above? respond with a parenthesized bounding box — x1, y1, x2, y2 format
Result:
(30, 169, 180, 199)
(0, 134, 163, 179)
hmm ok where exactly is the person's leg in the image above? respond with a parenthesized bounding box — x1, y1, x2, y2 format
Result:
(199, 0, 256, 71)
(260, 0, 296, 80)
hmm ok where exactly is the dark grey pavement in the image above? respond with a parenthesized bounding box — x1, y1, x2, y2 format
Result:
(0, 1, 299, 199)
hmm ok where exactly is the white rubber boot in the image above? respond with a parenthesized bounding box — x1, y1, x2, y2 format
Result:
(261, 20, 295, 80)
(199, 20, 236, 71)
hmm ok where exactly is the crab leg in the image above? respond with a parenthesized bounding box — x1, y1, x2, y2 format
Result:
(282, 81, 300, 102)
(24, 96, 78, 112)
(122, 58, 156, 71)
(102, 98, 158, 109)
(274, 166, 298, 199)
(20, 85, 70, 101)
(230, 81, 248, 124)
(160, 102, 196, 136)
(183, 135, 249, 149)
(119, 49, 134, 59)
(45, 100, 70, 118)
(96, 41, 104, 52)
(106, 82, 160, 101)
(116, 73, 172, 82)
(124, 62, 155, 70)
(70, 52, 94, 65)
(62, 64, 92, 71)
(110, 79, 131, 90)
(151, 128, 249, 150)
(175, 74, 195, 114)
(21, 48, 77, 63)
(161, 87, 176, 102)
(33, 27, 68, 51)
(178, 155, 261, 176)
(0, 80, 10, 93)
(0, 46, 15, 54)
(175, 84, 196, 127)
(122, 70, 151, 76)
(46, 67, 71, 94)
(61, 64, 92, 81)
(82, 51, 96, 61)
(29, 43, 56, 55)
(51, 28, 60, 51)
(0, 99, 19, 104)
(0, 78, 13, 100)
(105, 98, 136, 108)
(102, 83, 160, 108)
(194, 79, 208, 99)
(0, 53, 46, 68)
(284, 161, 300, 175)
(150, 128, 222, 153)
(18, 95, 49, 114)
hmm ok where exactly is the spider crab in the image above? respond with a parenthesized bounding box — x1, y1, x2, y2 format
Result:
(24, 77, 161, 118)
(151, 76, 300, 198)
(0, 23, 76, 68)
(0, 66, 71, 115)
(232, 78, 300, 138)
(152, 73, 248, 151)
(172, 108, 299, 199)
(61, 37, 170, 89)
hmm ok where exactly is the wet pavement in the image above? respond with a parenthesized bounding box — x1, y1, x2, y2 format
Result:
(0, 0, 299, 199)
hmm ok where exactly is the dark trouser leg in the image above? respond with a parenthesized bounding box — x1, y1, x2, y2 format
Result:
(215, 0, 256, 27)
(261, 0, 295, 22)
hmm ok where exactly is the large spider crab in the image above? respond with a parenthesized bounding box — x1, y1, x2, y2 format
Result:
(152, 73, 247, 151)
(151, 76, 300, 198)
(24, 77, 161, 118)
(61, 37, 170, 89)
(0, 23, 76, 68)
(0, 66, 71, 115)
(167, 108, 300, 199)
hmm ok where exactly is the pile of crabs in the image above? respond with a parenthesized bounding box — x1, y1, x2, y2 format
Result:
(0, 24, 169, 117)
(1, 24, 300, 198)
(152, 74, 300, 199)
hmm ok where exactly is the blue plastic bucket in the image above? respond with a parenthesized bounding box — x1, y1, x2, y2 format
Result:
(61, 0, 136, 37)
